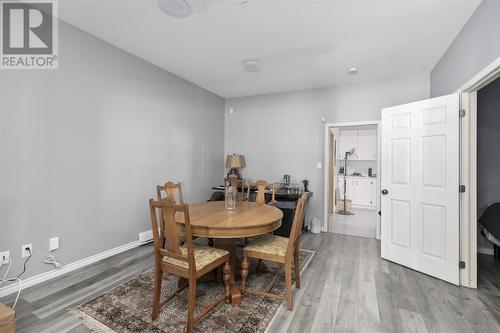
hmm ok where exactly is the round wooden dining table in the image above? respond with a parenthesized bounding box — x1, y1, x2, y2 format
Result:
(175, 200, 283, 305)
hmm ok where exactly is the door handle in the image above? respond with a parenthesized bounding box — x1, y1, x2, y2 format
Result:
(381, 189, 388, 195)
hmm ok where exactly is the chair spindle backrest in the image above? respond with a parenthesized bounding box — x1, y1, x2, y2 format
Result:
(149, 198, 195, 269)
(156, 182, 184, 246)
(286, 193, 308, 256)
(157, 182, 184, 204)
(246, 180, 276, 205)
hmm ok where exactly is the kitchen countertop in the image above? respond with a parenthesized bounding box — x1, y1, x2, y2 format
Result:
(337, 175, 377, 179)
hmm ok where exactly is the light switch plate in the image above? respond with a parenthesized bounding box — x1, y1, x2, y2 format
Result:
(317, 162, 322, 169)
(49, 237, 59, 251)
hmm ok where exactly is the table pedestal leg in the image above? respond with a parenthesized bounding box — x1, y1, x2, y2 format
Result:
(214, 239, 241, 306)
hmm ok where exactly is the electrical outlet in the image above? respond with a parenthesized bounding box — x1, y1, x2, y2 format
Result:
(21, 243, 33, 258)
(0, 251, 10, 266)
(49, 237, 59, 251)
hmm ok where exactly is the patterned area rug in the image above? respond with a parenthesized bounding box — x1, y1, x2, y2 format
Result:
(75, 249, 314, 333)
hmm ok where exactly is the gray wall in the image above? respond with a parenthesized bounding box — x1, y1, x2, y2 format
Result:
(430, 0, 500, 96)
(477, 76, 500, 250)
(0, 21, 225, 282)
(225, 74, 430, 225)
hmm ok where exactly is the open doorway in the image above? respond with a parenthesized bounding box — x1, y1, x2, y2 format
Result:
(475, 76, 500, 289)
(324, 121, 381, 239)
(458, 57, 500, 288)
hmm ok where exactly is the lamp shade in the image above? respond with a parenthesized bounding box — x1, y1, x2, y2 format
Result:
(225, 154, 246, 169)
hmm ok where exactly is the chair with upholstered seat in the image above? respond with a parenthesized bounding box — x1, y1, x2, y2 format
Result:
(149, 198, 232, 333)
(239, 180, 276, 251)
(157, 181, 214, 246)
(240, 193, 308, 310)
(157, 181, 190, 245)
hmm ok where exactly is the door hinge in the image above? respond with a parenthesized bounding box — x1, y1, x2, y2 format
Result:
(459, 185, 466, 193)
(459, 109, 466, 118)
(459, 261, 466, 269)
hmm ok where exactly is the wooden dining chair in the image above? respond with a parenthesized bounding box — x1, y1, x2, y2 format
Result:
(157, 182, 186, 246)
(157, 181, 184, 204)
(149, 198, 232, 332)
(245, 180, 276, 205)
(238, 180, 276, 249)
(157, 181, 214, 246)
(240, 193, 308, 310)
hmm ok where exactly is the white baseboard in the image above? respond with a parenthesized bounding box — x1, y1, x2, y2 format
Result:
(0, 240, 141, 298)
(138, 230, 153, 243)
(477, 246, 495, 255)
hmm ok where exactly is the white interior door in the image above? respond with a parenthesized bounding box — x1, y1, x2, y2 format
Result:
(381, 93, 460, 285)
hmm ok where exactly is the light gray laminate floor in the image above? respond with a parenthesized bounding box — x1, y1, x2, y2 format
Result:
(330, 208, 378, 239)
(2, 233, 500, 333)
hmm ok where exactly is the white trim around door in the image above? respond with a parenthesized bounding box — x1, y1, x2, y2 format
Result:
(323, 120, 381, 237)
(456, 56, 500, 288)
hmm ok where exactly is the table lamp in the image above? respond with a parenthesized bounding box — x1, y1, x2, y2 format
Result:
(225, 154, 246, 187)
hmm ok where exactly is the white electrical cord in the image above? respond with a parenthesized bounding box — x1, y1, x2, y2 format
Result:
(0, 259, 23, 309)
(0, 278, 22, 309)
(1, 258, 12, 280)
(42, 251, 63, 269)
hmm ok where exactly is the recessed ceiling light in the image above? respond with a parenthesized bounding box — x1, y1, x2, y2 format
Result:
(347, 67, 358, 75)
(243, 59, 262, 73)
(158, 0, 191, 18)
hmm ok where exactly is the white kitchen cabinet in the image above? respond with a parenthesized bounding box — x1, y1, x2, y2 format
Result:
(357, 129, 377, 160)
(350, 179, 361, 204)
(368, 179, 377, 206)
(336, 129, 377, 161)
(336, 176, 377, 208)
(356, 178, 377, 206)
(337, 130, 358, 159)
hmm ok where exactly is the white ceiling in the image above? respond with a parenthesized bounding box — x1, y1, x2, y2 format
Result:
(59, 0, 481, 98)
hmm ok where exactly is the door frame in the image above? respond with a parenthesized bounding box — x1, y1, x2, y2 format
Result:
(457, 56, 500, 288)
(323, 120, 382, 238)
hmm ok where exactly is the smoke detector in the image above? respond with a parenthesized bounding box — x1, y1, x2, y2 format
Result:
(158, 0, 191, 17)
(347, 67, 359, 75)
(242, 59, 262, 73)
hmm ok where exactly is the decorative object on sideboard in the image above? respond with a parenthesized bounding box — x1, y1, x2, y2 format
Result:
(302, 179, 309, 192)
(276, 182, 300, 195)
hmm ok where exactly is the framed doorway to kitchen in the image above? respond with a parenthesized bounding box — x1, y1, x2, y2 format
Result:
(323, 120, 381, 239)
